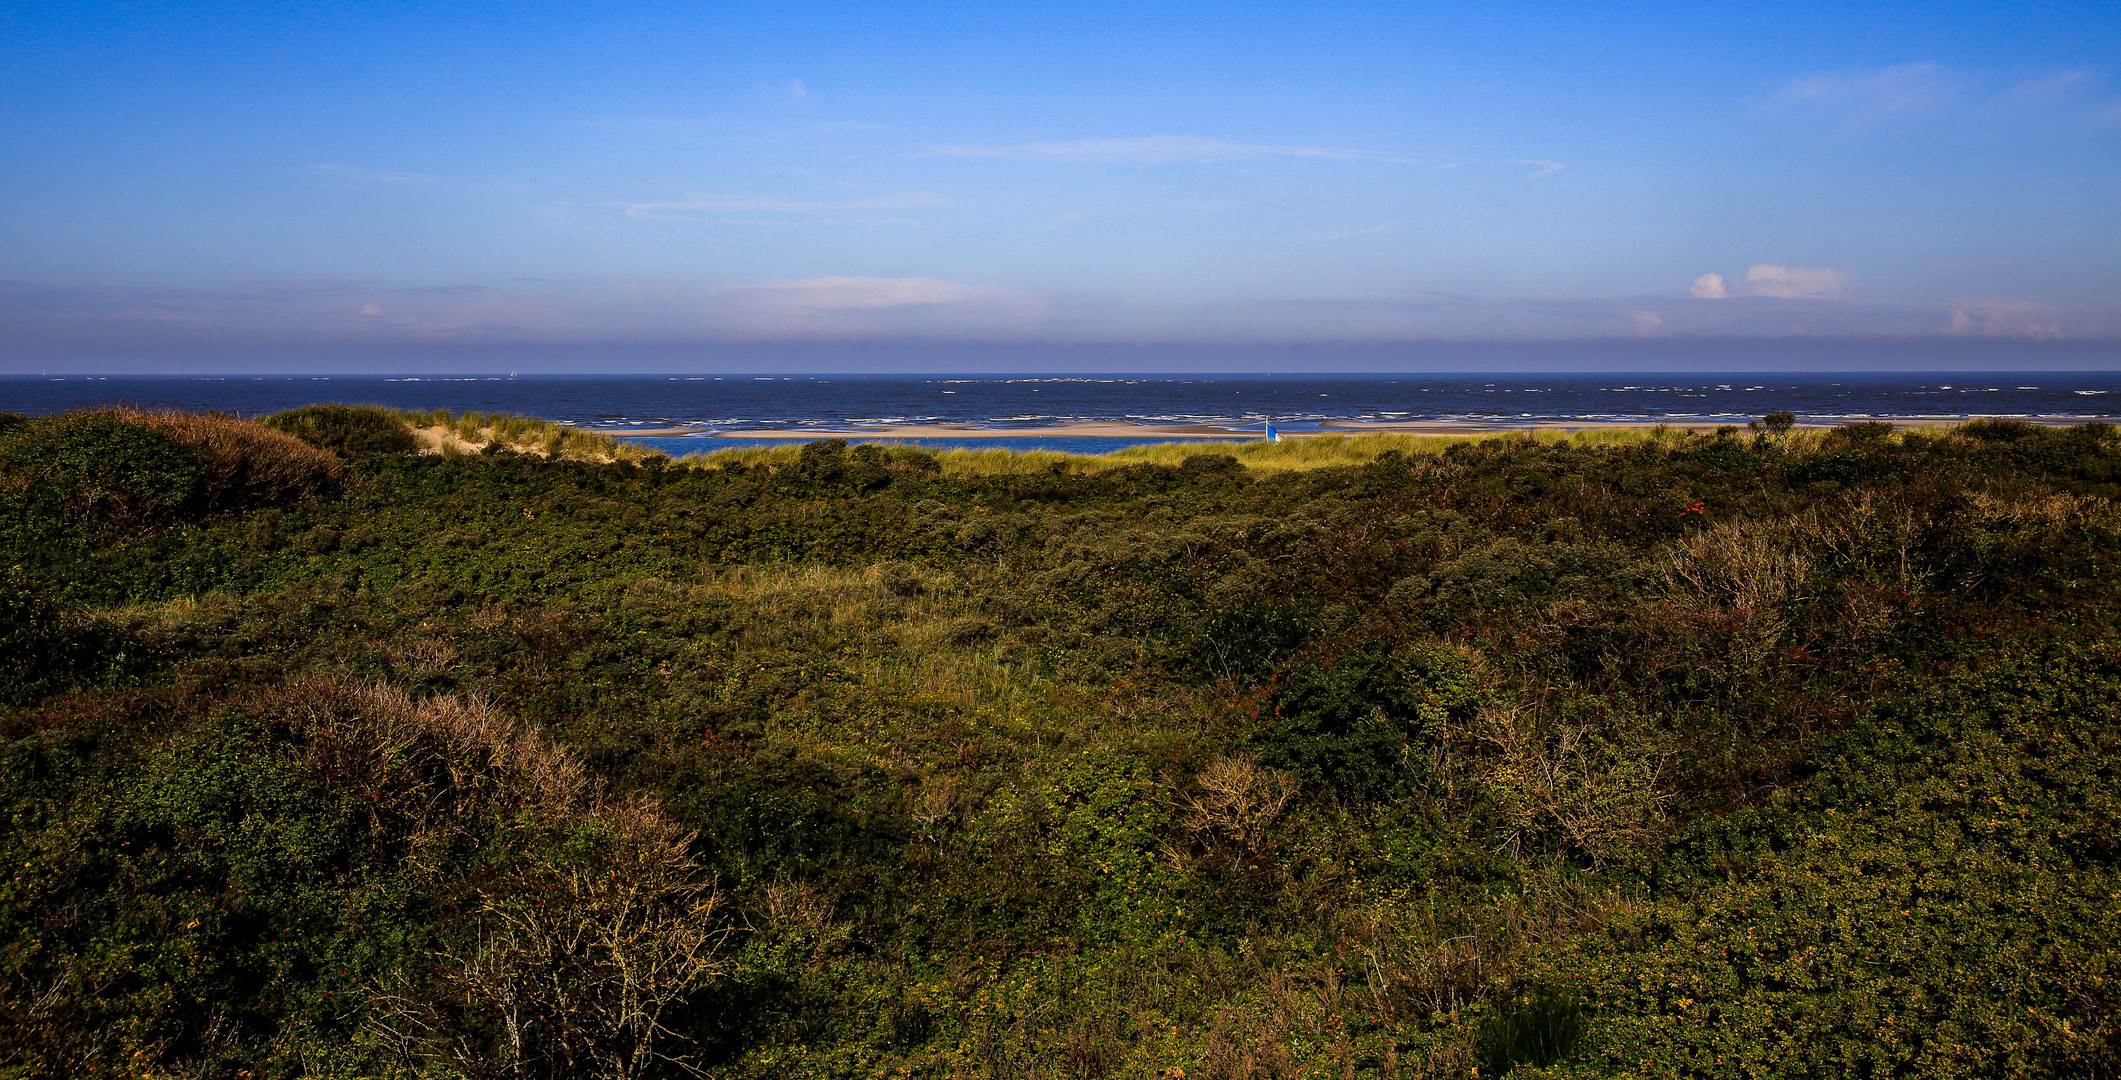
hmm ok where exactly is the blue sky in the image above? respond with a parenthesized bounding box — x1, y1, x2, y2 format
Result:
(3, 0, 2118, 367)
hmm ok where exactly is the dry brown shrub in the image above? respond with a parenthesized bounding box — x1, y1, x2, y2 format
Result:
(1196, 1005, 1301, 1080)
(1959, 488, 2115, 528)
(268, 679, 590, 825)
(1651, 517, 1814, 675)
(1338, 907, 1493, 1019)
(257, 678, 724, 1078)
(907, 772, 961, 830)
(394, 848, 724, 1080)
(1334, 878, 1644, 1029)
(1469, 706, 1669, 867)
(388, 638, 459, 673)
(102, 408, 346, 506)
(1180, 754, 1299, 855)
(1642, 496, 1932, 696)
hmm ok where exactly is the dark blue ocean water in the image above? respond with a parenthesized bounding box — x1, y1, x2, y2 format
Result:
(7, 374, 2119, 455)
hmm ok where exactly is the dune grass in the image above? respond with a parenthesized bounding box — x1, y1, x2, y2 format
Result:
(390, 407, 670, 464)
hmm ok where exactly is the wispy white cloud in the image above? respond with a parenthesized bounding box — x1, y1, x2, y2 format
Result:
(1298, 222, 1405, 245)
(0, 275, 1050, 343)
(1436, 158, 1567, 177)
(1764, 63, 2121, 130)
(1034, 197, 1236, 231)
(599, 192, 953, 223)
(710, 276, 1023, 310)
(300, 164, 533, 192)
(931, 135, 1415, 164)
(1689, 273, 1729, 299)
(304, 164, 444, 186)
(933, 137, 1566, 178)
(1767, 63, 1965, 123)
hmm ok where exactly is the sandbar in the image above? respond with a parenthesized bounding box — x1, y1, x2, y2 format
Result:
(575, 416, 2120, 441)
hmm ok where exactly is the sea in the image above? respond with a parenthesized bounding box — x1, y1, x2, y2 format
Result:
(6, 373, 2119, 456)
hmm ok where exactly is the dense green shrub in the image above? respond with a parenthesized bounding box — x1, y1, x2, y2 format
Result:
(0, 409, 345, 527)
(0, 566, 89, 703)
(1259, 637, 1483, 797)
(0, 411, 203, 523)
(1829, 419, 1895, 443)
(261, 402, 419, 456)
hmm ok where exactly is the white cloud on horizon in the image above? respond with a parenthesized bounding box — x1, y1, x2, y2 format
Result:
(5, 277, 2115, 348)
(1743, 264, 1856, 299)
(1690, 265, 1855, 300)
(709, 275, 1039, 311)
(1946, 298, 2064, 339)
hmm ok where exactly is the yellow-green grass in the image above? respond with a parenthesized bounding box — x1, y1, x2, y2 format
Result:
(669, 427, 1680, 476)
(372, 413, 2009, 477)
(389, 408, 670, 464)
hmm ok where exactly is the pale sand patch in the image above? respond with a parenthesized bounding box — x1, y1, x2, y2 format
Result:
(412, 424, 612, 462)
(410, 424, 501, 454)
(582, 426, 715, 437)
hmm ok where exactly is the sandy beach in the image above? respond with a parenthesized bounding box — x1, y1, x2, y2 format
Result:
(578, 415, 2121, 441)
(580, 421, 1264, 439)
(583, 419, 1757, 440)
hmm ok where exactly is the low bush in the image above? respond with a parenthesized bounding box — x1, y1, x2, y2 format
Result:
(0, 410, 204, 523)
(119, 408, 347, 507)
(0, 566, 91, 703)
(260, 402, 419, 456)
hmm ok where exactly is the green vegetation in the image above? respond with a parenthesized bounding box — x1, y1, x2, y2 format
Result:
(2, 405, 2118, 1078)
(260, 404, 420, 457)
